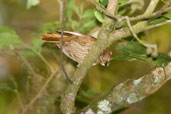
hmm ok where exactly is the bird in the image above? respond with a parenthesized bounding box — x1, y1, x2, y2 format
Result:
(40, 31, 112, 67)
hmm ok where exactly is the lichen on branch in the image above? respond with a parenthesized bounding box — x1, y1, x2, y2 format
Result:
(80, 60, 171, 113)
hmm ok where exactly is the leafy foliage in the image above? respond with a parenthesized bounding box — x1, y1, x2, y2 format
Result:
(0, 26, 43, 57)
(112, 41, 171, 67)
(0, 77, 18, 93)
(0, 26, 23, 49)
(32, 37, 43, 52)
(41, 22, 62, 34)
(118, 0, 144, 15)
(41, 0, 97, 34)
(21, 37, 43, 57)
(65, 0, 98, 33)
(99, 0, 108, 7)
(149, 12, 171, 25)
(94, 0, 108, 23)
(0, 83, 15, 92)
(94, 10, 104, 23)
(118, 0, 129, 6)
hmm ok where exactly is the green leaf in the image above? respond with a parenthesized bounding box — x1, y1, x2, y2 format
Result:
(94, 10, 104, 23)
(118, 8, 127, 15)
(149, 13, 171, 25)
(153, 53, 171, 66)
(66, 20, 79, 31)
(66, 0, 78, 20)
(21, 38, 43, 57)
(21, 50, 36, 57)
(119, 0, 129, 6)
(82, 9, 95, 19)
(79, 19, 97, 33)
(99, 0, 108, 7)
(149, 17, 166, 25)
(74, 7, 80, 18)
(41, 21, 61, 34)
(116, 42, 146, 55)
(79, 10, 97, 33)
(26, 0, 40, 9)
(112, 41, 171, 66)
(0, 26, 23, 49)
(63, 0, 98, 32)
(32, 37, 43, 51)
(0, 83, 15, 92)
(163, 12, 171, 19)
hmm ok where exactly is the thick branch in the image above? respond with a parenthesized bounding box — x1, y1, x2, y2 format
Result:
(109, 20, 171, 42)
(144, 0, 160, 16)
(60, 0, 171, 113)
(60, 27, 113, 114)
(79, 59, 171, 113)
(103, 0, 118, 24)
(61, 16, 170, 114)
(60, 0, 119, 113)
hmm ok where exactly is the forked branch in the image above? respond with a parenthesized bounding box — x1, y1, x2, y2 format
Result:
(60, 0, 171, 113)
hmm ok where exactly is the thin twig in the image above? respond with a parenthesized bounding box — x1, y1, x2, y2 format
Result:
(9, 76, 25, 112)
(23, 43, 54, 73)
(59, 0, 73, 84)
(146, 20, 171, 30)
(89, 0, 117, 21)
(119, 0, 140, 9)
(4, 44, 53, 72)
(123, 16, 158, 54)
(15, 51, 37, 77)
(16, 90, 25, 112)
(130, 1, 171, 22)
(20, 70, 58, 114)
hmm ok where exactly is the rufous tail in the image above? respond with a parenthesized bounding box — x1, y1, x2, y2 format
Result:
(40, 33, 61, 43)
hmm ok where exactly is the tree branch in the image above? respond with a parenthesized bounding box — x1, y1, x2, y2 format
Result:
(61, 15, 171, 114)
(60, 0, 171, 113)
(103, 0, 118, 24)
(60, 0, 119, 113)
(144, 0, 160, 16)
(21, 70, 58, 114)
(130, 0, 171, 22)
(79, 56, 171, 113)
(89, 0, 118, 21)
(119, 0, 141, 9)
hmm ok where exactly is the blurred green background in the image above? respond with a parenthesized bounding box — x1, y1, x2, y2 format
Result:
(0, 0, 171, 114)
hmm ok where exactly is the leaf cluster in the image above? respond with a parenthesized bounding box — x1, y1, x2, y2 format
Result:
(0, 26, 43, 57)
(112, 41, 171, 67)
(66, 0, 97, 33)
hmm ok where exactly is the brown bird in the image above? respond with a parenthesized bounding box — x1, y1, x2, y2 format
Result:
(40, 31, 112, 67)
